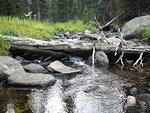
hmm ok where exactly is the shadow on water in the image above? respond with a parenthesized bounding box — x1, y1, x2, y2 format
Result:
(2, 57, 149, 113)
(109, 64, 150, 113)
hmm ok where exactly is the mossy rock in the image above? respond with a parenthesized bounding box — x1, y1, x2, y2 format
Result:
(122, 15, 150, 39)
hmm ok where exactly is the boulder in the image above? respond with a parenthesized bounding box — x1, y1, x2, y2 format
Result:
(23, 63, 48, 73)
(94, 51, 109, 66)
(122, 15, 150, 38)
(0, 56, 25, 80)
(88, 51, 109, 66)
(8, 73, 56, 87)
(47, 60, 82, 75)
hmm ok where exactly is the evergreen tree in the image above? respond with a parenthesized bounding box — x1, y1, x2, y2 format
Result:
(0, 0, 22, 17)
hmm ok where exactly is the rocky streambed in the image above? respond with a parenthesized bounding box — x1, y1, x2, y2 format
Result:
(0, 54, 149, 113)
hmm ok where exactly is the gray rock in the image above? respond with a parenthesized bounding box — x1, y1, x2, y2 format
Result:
(0, 65, 10, 79)
(85, 30, 92, 35)
(95, 51, 109, 66)
(8, 73, 56, 87)
(107, 38, 122, 44)
(47, 60, 82, 74)
(15, 56, 31, 64)
(122, 15, 150, 38)
(0, 56, 25, 80)
(130, 87, 137, 95)
(23, 63, 48, 73)
(126, 96, 136, 106)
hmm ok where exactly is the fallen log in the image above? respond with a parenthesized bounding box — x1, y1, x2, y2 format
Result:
(1, 34, 150, 55)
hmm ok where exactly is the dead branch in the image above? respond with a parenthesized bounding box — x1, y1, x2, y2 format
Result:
(94, 17, 110, 44)
(102, 16, 119, 30)
(118, 28, 127, 45)
(133, 52, 144, 67)
(92, 42, 96, 66)
(115, 51, 125, 66)
(114, 42, 121, 56)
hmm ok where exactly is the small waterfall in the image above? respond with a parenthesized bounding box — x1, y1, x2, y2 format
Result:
(69, 56, 85, 66)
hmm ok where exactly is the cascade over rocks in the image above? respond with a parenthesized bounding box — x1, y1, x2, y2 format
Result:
(122, 15, 150, 38)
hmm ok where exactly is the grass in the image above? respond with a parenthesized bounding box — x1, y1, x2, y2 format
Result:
(140, 29, 150, 40)
(0, 16, 96, 40)
(0, 37, 11, 55)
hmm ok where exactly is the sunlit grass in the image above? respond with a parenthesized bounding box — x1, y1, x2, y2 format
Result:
(0, 16, 96, 40)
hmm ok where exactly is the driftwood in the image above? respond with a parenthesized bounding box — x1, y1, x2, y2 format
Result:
(94, 16, 119, 31)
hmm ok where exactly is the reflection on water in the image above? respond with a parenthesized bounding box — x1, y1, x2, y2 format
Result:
(74, 91, 103, 113)
(30, 80, 66, 113)
(109, 64, 150, 113)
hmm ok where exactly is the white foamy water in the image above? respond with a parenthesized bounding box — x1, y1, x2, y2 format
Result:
(69, 56, 86, 66)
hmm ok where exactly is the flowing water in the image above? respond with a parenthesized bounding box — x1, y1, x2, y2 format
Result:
(0, 57, 149, 113)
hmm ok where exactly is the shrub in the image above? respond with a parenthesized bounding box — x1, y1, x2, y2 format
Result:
(2, 28, 19, 37)
(0, 37, 11, 55)
(140, 29, 150, 40)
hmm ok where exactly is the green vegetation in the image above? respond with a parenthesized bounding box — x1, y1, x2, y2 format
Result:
(140, 29, 150, 40)
(0, 37, 11, 55)
(0, 16, 96, 40)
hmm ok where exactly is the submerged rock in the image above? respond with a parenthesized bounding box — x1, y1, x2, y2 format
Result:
(122, 15, 150, 38)
(139, 93, 150, 107)
(130, 87, 138, 95)
(8, 73, 56, 87)
(23, 63, 48, 73)
(0, 56, 25, 80)
(47, 60, 82, 75)
(126, 96, 136, 106)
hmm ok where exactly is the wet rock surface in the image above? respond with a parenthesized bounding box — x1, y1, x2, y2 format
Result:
(47, 60, 82, 74)
(8, 73, 56, 87)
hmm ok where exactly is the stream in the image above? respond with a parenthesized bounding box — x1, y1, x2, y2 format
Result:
(0, 57, 149, 113)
